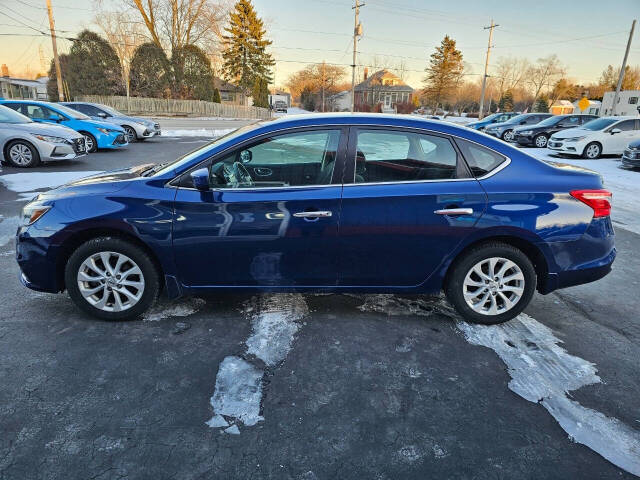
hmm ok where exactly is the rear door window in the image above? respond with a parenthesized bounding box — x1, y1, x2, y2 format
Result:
(456, 138, 506, 177)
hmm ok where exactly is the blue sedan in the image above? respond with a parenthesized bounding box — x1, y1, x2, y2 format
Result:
(1, 100, 128, 153)
(15, 113, 615, 324)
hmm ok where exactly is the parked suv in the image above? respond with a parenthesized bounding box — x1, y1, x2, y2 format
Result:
(484, 113, 553, 142)
(0, 100, 127, 153)
(513, 114, 598, 148)
(0, 104, 86, 168)
(548, 116, 640, 159)
(466, 112, 520, 131)
(62, 102, 161, 143)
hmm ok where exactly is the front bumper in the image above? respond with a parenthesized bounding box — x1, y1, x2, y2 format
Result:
(547, 138, 585, 155)
(134, 122, 162, 138)
(97, 131, 129, 149)
(514, 133, 534, 146)
(621, 148, 640, 167)
(36, 137, 87, 162)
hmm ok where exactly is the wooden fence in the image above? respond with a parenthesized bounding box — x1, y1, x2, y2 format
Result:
(75, 95, 272, 120)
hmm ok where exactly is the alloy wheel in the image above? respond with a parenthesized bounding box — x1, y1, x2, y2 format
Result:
(502, 130, 514, 142)
(9, 143, 33, 166)
(462, 257, 525, 316)
(585, 144, 601, 159)
(77, 251, 145, 312)
(534, 135, 548, 148)
(83, 134, 95, 152)
(124, 126, 136, 143)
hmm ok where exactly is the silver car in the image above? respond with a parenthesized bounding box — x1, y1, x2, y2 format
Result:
(0, 105, 87, 168)
(62, 102, 161, 143)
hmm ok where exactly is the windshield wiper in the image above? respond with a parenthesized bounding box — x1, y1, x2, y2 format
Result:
(141, 162, 170, 177)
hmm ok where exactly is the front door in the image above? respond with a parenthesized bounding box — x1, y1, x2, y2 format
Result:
(608, 119, 639, 153)
(172, 127, 347, 288)
(338, 127, 487, 287)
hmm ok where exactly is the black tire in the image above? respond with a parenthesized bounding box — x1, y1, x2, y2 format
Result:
(5, 139, 41, 167)
(65, 236, 160, 320)
(582, 142, 602, 159)
(123, 125, 137, 143)
(533, 134, 548, 148)
(444, 242, 537, 325)
(501, 129, 514, 142)
(80, 132, 98, 153)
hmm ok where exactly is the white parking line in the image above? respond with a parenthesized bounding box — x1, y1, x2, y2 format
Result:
(357, 294, 640, 477)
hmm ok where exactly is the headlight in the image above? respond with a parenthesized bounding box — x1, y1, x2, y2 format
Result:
(519, 130, 533, 135)
(564, 136, 586, 142)
(96, 128, 119, 134)
(20, 203, 51, 226)
(31, 134, 67, 144)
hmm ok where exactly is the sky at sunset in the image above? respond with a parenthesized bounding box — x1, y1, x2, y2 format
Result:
(1, 0, 639, 89)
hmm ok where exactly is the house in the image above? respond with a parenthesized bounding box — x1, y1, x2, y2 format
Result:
(213, 77, 247, 105)
(0, 68, 48, 100)
(549, 100, 574, 115)
(572, 99, 601, 116)
(328, 90, 351, 112)
(354, 69, 414, 113)
(601, 90, 640, 116)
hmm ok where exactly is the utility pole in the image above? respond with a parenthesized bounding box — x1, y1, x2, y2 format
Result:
(46, 0, 64, 101)
(478, 19, 498, 120)
(611, 19, 636, 116)
(321, 61, 326, 112)
(351, 0, 364, 113)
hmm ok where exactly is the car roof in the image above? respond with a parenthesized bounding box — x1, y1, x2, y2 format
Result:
(599, 115, 638, 120)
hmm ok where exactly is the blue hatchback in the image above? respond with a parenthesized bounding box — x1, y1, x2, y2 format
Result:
(1, 100, 127, 153)
(15, 114, 615, 323)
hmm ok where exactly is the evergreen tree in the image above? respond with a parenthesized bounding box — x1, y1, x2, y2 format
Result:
(300, 86, 316, 111)
(534, 95, 549, 113)
(498, 90, 514, 112)
(213, 87, 221, 103)
(130, 42, 171, 98)
(48, 30, 123, 99)
(251, 76, 269, 107)
(422, 35, 464, 110)
(222, 0, 275, 93)
(171, 44, 215, 100)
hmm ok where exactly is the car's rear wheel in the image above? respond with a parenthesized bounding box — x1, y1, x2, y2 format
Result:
(80, 132, 97, 153)
(501, 129, 514, 142)
(533, 134, 548, 148)
(5, 140, 41, 167)
(65, 237, 160, 320)
(123, 125, 137, 143)
(582, 142, 602, 159)
(445, 243, 536, 324)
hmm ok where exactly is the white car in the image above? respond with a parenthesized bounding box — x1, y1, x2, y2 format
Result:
(548, 116, 640, 159)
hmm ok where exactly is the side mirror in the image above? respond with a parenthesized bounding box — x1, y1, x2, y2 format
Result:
(610, 128, 622, 135)
(48, 115, 60, 122)
(190, 168, 210, 191)
(97, 112, 108, 118)
(239, 149, 252, 163)
(520, 120, 527, 125)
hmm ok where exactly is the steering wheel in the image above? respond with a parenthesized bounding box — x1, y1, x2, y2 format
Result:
(232, 161, 253, 187)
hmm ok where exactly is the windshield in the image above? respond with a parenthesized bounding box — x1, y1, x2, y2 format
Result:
(0, 105, 32, 124)
(481, 113, 501, 122)
(53, 103, 90, 120)
(150, 121, 264, 176)
(582, 118, 618, 131)
(534, 116, 562, 127)
(99, 104, 123, 116)
(503, 114, 528, 124)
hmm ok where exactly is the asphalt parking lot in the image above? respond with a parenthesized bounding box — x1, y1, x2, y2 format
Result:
(1, 130, 639, 479)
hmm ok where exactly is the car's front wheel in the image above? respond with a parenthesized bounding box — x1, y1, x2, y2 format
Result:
(582, 142, 602, 159)
(65, 237, 160, 320)
(501, 129, 514, 142)
(80, 132, 97, 153)
(123, 126, 137, 143)
(445, 243, 536, 324)
(533, 134, 548, 148)
(5, 140, 41, 167)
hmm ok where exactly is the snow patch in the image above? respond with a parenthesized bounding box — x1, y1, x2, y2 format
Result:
(143, 297, 205, 321)
(245, 293, 308, 366)
(0, 171, 102, 193)
(208, 356, 264, 427)
(355, 294, 640, 476)
(162, 128, 234, 138)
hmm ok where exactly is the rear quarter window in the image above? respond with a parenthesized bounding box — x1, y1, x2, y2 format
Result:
(456, 138, 506, 177)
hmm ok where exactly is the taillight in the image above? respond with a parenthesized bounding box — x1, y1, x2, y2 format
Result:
(570, 189, 612, 218)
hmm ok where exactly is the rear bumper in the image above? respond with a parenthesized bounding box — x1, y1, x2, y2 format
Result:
(541, 248, 615, 293)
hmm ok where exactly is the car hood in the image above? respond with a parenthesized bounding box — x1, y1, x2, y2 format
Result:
(34, 164, 156, 201)
(550, 127, 588, 139)
(513, 125, 542, 133)
(466, 121, 486, 128)
(1, 122, 82, 139)
(114, 115, 151, 125)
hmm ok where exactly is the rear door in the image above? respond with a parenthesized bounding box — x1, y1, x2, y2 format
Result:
(337, 126, 487, 287)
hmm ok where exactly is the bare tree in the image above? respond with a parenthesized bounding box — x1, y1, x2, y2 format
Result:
(126, 0, 228, 55)
(527, 55, 566, 109)
(494, 56, 530, 97)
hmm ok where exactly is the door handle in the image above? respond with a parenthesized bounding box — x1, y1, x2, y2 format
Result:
(434, 208, 473, 216)
(293, 211, 332, 218)
(254, 167, 272, 176)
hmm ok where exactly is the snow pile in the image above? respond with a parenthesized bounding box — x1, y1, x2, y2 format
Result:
(162, 128, 234, 138)
(0, 171, 102, 194)
(143, 297, 205, 322)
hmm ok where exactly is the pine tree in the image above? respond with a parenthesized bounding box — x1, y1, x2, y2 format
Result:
(222, 0, 275, 94)
(213, 87, 221, 103)
(534, 95, 549, 113)
(251, 76, 269, 107)
(422, 35, 464, 111)
(129, 42, 171, 98)
(498, 90, 514, 112)
(171, 44, 215, 101)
